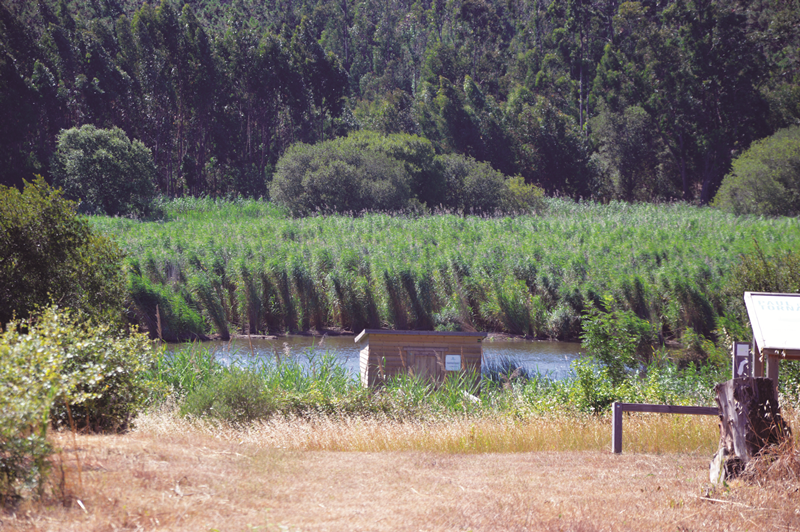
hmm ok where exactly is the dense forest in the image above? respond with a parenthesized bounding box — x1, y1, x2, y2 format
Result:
(1, 0, 798, 202)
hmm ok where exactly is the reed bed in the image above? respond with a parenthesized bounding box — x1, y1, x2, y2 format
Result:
(90, 197, 800, 341)
(151, 342, 727, 426)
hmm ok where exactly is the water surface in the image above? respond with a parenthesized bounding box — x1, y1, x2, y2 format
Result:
(185, 335, 583, 380)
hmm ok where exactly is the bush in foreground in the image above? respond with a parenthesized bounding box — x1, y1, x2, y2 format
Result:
(580, 296, 659, 384)
(0, 308, 158, 505)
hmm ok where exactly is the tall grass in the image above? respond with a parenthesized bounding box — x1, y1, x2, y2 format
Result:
(90, 198, 800, 342)
(138, 342, 731, 459)
(161, 342, 726, 425)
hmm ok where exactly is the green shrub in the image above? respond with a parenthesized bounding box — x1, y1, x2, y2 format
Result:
(342, 131, 445, 206)
(51, 125, 156, 216)
(503, 175, 546, 213)
(174, 349, 378, 421)
(49, 322, 161, 432)
(569, 358, 617, 413)
(269, 136, 413, 215)
(181, 366, 274, 424)
(713, 126, 800, 216)
(150, 344, 222, 399)
(0, 307, 157, 504)
(727, 241, 800, 296)
(437, 153, 508, 213)
(1, 317, 66, 504)
(580, 296, 658, 384)
(0, 176, 126, 325)
(270, 131, 543, 215)
(435, 155, 545, 214)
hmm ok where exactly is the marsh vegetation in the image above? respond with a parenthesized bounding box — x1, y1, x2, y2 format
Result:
(92, 197, 800, 347)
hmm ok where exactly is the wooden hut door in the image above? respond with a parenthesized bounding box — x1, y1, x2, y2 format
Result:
(406, 348, 444, 382)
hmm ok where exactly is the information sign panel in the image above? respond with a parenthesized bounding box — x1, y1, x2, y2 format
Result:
(743, 292, 800, 351)
(445, 355, 461, 371)
(732, 342, 751, 378)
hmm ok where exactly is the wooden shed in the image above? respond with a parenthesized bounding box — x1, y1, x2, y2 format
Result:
(355, 329, 487, 387)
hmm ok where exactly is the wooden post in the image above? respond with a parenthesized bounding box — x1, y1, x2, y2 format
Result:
(612, 402, 623, 454)
(612, 403, 718, 454)
(767, 354, 780, 393)
(711, 377, 792, 483)
(753, 340, 764, 378)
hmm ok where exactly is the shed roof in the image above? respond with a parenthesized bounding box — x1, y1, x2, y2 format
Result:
(355, 329, 488, 343)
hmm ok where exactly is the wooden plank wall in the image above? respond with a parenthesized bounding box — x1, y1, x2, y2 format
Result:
(360, 333, 483, 387)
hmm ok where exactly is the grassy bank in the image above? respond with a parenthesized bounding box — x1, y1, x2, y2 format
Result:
(10, 342, 800, 529)
(91, 198, 800, 342)
(151, 343, 727, 423)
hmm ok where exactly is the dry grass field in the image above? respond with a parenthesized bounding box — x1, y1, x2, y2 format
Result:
(3, 409, 799, 532)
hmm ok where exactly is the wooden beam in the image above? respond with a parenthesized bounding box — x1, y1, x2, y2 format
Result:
(615, 403, 719, 415)
(356, 329, 487, 339)
(611, 402, 719, 454)
(753, 339, 764, 378)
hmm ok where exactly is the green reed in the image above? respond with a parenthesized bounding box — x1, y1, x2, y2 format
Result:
(163, 342, 727, 423)
(90, 198, 800, 344)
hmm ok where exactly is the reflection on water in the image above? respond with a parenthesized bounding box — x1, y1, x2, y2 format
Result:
(481, 337, 582, 379)
(173, 335, 583, 380)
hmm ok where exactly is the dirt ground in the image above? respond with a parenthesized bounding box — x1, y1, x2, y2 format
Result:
(3, 427, 799, 532)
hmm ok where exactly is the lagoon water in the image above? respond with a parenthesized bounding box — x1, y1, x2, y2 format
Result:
(190, 335, 583, 380)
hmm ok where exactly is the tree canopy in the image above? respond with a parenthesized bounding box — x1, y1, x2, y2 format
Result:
(52, 125, 156, 216)
(713, 127, 800, 216)
(0, 0, 796, 202)
(0, 176, 125, 325)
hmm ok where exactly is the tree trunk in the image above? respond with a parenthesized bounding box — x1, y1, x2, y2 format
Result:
(710, 377, 791, 483)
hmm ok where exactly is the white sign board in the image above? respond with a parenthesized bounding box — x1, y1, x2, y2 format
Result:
(732, 342, 751, 378)
(445, 355, 461, 371)
(744, 292, 800, 351)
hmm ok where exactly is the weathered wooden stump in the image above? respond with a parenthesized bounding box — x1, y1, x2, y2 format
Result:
(710, 377, 792, 483)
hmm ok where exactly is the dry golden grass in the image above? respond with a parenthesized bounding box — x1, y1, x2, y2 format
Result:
(3, 408, 799, 531)
(133, 405, 721, 455)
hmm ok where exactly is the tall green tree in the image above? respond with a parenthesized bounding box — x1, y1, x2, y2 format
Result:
(51, 125, 156, 216)
(590, 104, 664, 200)
(592, 0, 770, 202)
